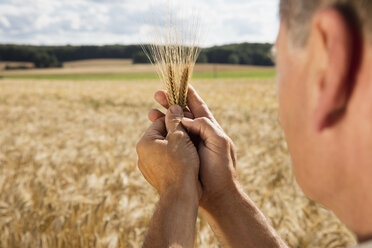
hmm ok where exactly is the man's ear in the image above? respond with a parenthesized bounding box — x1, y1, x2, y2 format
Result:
(312, 8, 361, 132)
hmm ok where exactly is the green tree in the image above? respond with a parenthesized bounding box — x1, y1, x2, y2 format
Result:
(196, 53, 208, 63)
(132, 52, 150, 64)
(33, 53, 61, 68)
(228, 53, 240, 64)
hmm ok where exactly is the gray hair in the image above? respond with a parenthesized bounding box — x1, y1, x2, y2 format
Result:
(279, 0, 372, 46)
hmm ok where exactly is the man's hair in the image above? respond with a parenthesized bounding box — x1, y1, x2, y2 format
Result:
(279, 0, 372, 46)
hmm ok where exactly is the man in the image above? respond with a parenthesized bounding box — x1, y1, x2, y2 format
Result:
(136, 0, 372, 247)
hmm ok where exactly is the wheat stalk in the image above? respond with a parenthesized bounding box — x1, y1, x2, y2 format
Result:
(142, 12, 201, 109)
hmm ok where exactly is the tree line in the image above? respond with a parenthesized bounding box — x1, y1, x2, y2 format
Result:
(0, 43, 274, 69)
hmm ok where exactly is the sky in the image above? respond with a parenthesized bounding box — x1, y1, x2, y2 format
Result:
(0, 0, 279, 47)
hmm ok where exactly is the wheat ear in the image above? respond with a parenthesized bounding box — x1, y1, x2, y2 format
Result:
(167, 65, 177, 106)
(178, 66, 190, 109)
(142, 10, 201, 108)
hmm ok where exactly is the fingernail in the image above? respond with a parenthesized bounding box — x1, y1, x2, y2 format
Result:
(169, 105, 183, 116)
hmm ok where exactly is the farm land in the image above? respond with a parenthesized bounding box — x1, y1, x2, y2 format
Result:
(0, 59, 356, 247)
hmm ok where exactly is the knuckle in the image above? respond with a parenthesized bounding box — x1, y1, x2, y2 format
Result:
(136, 139, 147, 155)
(197, 117, 211, 126)
(226, 136, 234, 146)
(216, 134, 232, 148)
(135, 141, 142, 154)
(200, 116, 209, 123)
(220, 136, 231, 147)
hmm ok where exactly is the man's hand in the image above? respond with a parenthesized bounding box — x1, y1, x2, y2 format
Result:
(137, 104, 201, 199)
(148, 86, 288, 248)
(136, 105, 202, 248)
(148, 86, 239, 211)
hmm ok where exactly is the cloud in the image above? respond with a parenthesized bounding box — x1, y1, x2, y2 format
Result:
(0, 16, 10, 28)
(0, 0, 279, 46)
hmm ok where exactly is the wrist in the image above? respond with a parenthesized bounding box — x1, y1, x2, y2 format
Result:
(199, 183, 287, 248)
(160, 180, 200, 206)
(201, 180, 247, 214)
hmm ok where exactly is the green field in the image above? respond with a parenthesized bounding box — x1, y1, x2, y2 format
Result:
(1, 69, 276, 81)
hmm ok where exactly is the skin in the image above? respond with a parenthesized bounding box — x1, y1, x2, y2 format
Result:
(137, 6, 372, 247)
(137, 105, 201, 247)
(139, 87, 287, 247)
(277, 9, 372, 240)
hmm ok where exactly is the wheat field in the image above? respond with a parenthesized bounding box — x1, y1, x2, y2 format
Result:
(0, 78, 356, 247)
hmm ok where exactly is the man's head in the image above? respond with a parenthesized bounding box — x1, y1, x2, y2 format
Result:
(279, 0, 372, 47)
(277, 0, 372, 239)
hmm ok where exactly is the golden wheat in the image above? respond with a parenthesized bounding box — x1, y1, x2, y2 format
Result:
(142, 13, 200, 109)
(0, 78, 356, 248)
(179, 66, 190, 108)
(167, 65, 177, 106)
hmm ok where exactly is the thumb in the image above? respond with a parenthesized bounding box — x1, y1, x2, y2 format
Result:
(181, 117, 221, 142)
(165, 105, 185, 133)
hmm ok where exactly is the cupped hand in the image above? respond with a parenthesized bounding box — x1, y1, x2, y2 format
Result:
(136, 105, 202, 200)
(148, 86, 239, 211)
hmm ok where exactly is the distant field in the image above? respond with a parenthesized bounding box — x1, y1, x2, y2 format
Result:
(0, 59, 275, 80)
(0, 61, 34, 70)
(64, 59, 132, 68)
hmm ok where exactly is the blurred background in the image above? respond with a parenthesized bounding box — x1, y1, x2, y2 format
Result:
(0, 0, 277, 75)
(0, 0, 357, 247)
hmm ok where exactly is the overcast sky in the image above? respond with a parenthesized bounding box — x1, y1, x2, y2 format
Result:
(0, 0, 279, 46)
